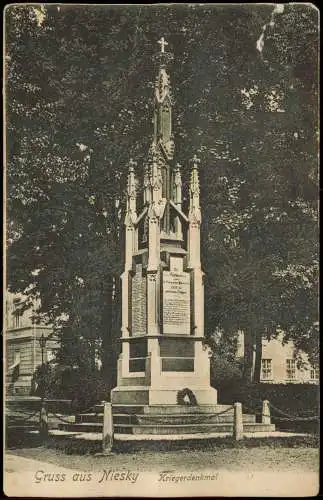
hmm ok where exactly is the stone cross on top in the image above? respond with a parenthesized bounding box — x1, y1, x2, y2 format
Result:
(158, 36, 168, 53)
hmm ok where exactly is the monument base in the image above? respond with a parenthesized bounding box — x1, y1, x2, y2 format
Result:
(111, 386, 218, 406)
(112, 337, 217, 406)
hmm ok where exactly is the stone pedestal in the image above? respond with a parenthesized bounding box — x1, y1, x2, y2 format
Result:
(112, 335, 217, 406)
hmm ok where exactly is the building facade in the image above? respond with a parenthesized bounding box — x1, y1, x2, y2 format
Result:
(5, 292, 58, 395)
(237, 331, 318, 384)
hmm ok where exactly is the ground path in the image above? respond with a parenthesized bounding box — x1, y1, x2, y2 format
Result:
(5, 445, 319, 497)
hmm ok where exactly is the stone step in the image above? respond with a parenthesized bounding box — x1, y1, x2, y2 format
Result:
(6, 424, 39, 431)
(76, 412, 256, 425)
(49, 429, 102, 441)
(119, 377, 147, 387)
(96, 404, 235, 415)
(75, 413, 132, 424)
(58, 422, 102, 433)
(114, 423, 275, 435)
(142, 404, 233, 415)
(76, 411, 256, 425)
(76, 413, 103, 424)
(112, 405, 146, 414)
(135, 413, 256, 425)
(114, 430, 283, 441)
(94, 404, 146, 415)
(111, 388, 149, 405)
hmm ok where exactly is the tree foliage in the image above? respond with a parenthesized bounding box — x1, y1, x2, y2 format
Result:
(5, 5, 319, 386)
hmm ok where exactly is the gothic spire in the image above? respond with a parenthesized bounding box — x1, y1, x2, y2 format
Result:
(152, 37, 174, 159)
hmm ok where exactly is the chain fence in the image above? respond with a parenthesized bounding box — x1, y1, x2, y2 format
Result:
(268, 402, 319, 422)
(242, 400, 319, 423)
(49, 413, 75, 425)
(6, 399, 319, 433)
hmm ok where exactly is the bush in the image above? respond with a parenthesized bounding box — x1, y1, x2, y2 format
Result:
(216, 381, 319, 414)
(210, 355, 244, 387)
(31, 364, 110, 411)
(215, 380, 319, 433)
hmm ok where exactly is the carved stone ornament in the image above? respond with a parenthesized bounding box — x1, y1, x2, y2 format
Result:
(149, 162, 162, 191)
(189, 208, 201, 225)
(125, 211, 137, 227)
(143, 164, 150, 188)
(190, 168, 200, 197)
(147, 273, 157, 282)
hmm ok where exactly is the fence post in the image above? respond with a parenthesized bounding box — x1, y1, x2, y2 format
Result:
(262, 400, 271, 424)
(39, 400, 48, 440)
(102, 401, 114, 453)
(233, 402, 243, 441)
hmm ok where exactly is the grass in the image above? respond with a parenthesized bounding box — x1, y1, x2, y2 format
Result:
(7, 443, 319, 474)
(6, 432, 319, 474)
(6, 430, 318, 453)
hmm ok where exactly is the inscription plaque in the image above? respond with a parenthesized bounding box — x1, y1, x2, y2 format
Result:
(131, 264, 147, 335)
(163, 271, 190, 334)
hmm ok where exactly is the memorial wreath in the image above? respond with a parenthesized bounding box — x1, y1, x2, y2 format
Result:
(177, 388, 198, 406)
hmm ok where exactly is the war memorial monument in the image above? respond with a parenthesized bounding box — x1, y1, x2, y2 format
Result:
(112, 37, 217, 409)
(108, 38, 274, 437)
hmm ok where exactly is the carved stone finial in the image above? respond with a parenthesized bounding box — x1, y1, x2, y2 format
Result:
(127, 159, 137, 201)
(191, 154, 201, 169)
(129, 158, 137, 172)
(174, 163, 182, 186)
(173, 163, 182, 205)
(189, 155, 201, 217)
(143, 164, 151, 204)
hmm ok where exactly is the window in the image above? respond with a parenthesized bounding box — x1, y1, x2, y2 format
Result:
(310, 367, 318, 380)
(286, 359, 296, 380)
(13, 311, 21, 328)
(261, 359, 272, 380)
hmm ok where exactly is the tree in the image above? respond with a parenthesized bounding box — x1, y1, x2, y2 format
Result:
(202, 4, 319, 379)
(5, 5, 318, 390)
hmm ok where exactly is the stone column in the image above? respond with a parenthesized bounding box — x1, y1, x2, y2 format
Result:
(173, 164, 182, 239)
(147, 271, 159, 335)
(262, 400, 271, 424)
(191, 268, 204, 337)
(233, 402, 244, 440)
(121, 342, 130, 378)
(187, 156, 201, 269)
(147, 338, 161, 387)
(102, 402, 114, 453)
(120, 162, 137, 381)
(147, 214, 159, 271)
(187, 156, 204, 337)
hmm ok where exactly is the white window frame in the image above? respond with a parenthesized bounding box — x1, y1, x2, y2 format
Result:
(261, 358, 273, 380)
(13, 311, 21, 328)
(286, 358, 296, 380)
